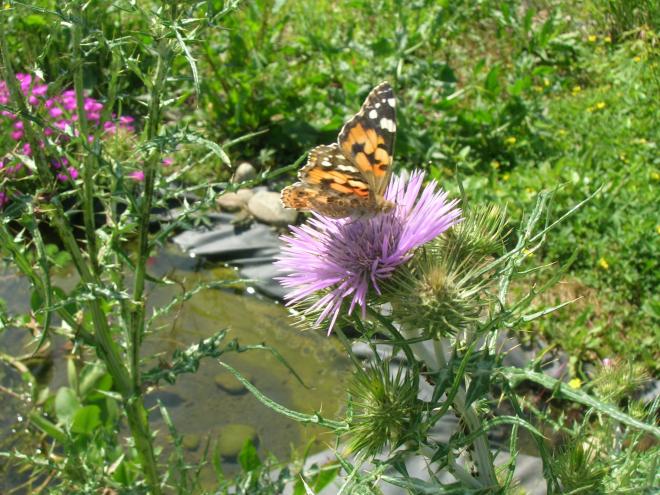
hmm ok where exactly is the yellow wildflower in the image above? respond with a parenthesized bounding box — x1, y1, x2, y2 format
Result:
(558, 129, 567, 136)
(505, 136, 517, 146)
(543, 78, 551, 87)
(604, 36, 612, 43)
(634, 138, 648, 145)
(588, 35, 597, 43)
(490, 160, 500, 170)
(502, 173, 510, 181)
(656, 225, 660, 235)
(651, 171, 660, 181)
(633, 56, 641, 62)
(568, 378, 582, 390)
(572, 85, 582, 94)
(598, 257, 609, 270)
(595, 101, 606, 110)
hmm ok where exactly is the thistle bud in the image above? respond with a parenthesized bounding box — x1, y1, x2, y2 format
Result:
(346, 360, 420, 456)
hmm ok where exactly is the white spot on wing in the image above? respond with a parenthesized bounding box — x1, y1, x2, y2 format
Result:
(380, 118, 396, 133)
(368, 109, 378, 119)
(387, 98, 396, 107)
(337, 164, 359, 172)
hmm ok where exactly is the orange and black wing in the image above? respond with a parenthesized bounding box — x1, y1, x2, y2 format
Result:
(337, 81, 396, 198)
(280, 144, 372, 219)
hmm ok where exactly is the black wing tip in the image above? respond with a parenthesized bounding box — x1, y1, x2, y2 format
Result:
(372, 81, 393, 93)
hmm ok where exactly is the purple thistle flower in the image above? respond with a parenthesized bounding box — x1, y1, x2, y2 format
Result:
(276, 170, 461, 333)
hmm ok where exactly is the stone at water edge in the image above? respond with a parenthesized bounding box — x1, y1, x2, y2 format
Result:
(232, 162, 257, 183)
(248, 190, 298, 227)
(182, 433, 201, 451)
(216, 423, 259, 460)
(217, 188, 254, 212)
(214, 372, 252, 395)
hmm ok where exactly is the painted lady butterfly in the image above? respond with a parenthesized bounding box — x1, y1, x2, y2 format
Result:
(280, 82, 396, 219)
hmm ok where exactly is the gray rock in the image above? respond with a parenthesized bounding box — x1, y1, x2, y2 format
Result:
(216, 423, 258, 460)
(217, 188, 254, 212)
(232, 162, 257, 183)
(248, 190, 298, 226)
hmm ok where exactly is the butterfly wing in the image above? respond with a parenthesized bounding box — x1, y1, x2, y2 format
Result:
(281, 144, 372, 218)
(337, 81, 396, 199)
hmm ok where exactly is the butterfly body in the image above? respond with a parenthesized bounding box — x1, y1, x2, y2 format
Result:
(281, 82, 396, 219)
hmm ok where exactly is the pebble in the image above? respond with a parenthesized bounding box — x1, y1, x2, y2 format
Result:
(182, 433, 200, 451)
(232, 162, 257, 183)
(217, 188, 254, 212)
(248, 190, 298, 227)
(215, 423, 258, 460)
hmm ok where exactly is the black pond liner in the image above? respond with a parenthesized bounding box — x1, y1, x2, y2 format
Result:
(172, 211, 286, 300)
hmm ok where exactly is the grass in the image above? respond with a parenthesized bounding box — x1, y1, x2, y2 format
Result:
(2, 2, 657, 371)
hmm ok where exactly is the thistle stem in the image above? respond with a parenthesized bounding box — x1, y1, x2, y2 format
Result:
(400, 327, 497, 489)
(435, 337, 497, 488)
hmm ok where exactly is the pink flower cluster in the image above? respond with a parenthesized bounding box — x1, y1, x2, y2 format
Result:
(1, 73, 136, 206)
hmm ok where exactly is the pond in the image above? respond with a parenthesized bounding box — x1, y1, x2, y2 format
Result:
(0, 243, 352, 491)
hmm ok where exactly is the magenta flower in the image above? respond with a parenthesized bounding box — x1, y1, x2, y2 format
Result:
(128, 170, 145, 181)
(1, 72, 136, 207)
(276, 171, 461, 333)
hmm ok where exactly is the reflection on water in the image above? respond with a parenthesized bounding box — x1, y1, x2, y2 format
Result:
(0, 244, 351, 488)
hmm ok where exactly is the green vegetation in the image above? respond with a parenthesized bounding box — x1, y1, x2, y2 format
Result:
(198, 0, 656, 372)
(1, 0, 658, 493)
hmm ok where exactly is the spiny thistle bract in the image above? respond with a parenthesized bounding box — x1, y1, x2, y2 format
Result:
(437, 203, 509, 259)
(387, 204, 508, 337)
(591, 358, 650, 403)
(551, 440, 607, 493)
(346, 359, 421, 457)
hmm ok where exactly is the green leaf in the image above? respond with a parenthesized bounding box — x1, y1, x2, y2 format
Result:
(71, 405, 101, 435)
(218, 362, 348, 431)
(238, 438, 261, 472)
(484, 65, 502, 97)
(78, 363, 108, 397)
(29, 412, 67, 444)
(23, 15, 48, 27)
(464, 353, 495, 408)
(312, 465, 339, 491)
(54, 387, 81, 426)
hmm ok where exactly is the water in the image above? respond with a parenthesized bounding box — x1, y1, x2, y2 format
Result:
(0, 244, 351, 490)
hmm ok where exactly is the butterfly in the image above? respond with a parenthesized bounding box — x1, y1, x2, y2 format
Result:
(280, 81, 396, 219)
